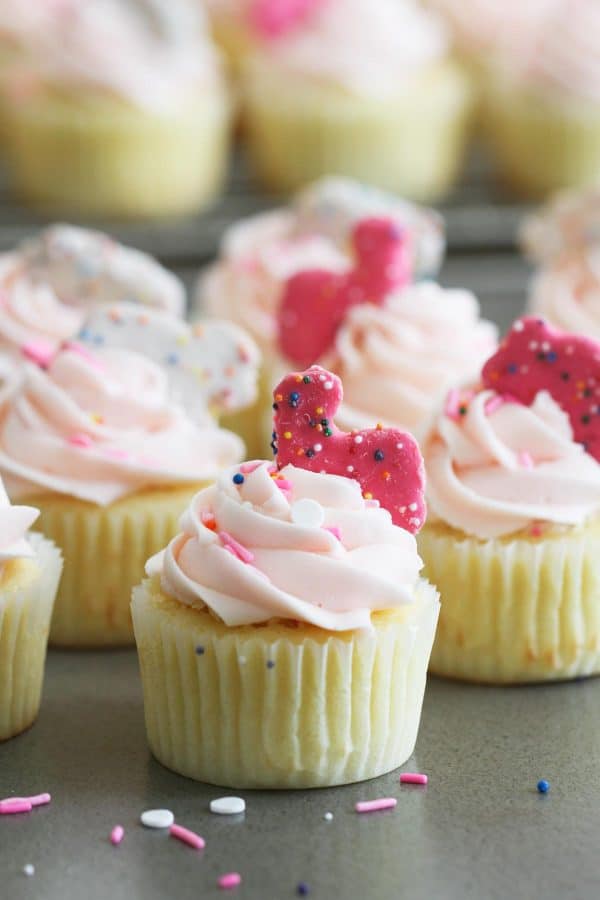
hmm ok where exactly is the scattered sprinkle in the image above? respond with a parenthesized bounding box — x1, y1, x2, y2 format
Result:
(297, 882, 310, 895)
(232, 473, 245, 485)
(110, 826, 124, 846)
(290, 498, 325, 528)
(0, 799, 32, 815)
(324, 812, 333, 821)
(355, 798, 397, 814)
(400, 773, 428, 785)
(140, 809, 175, 829)
(170, 823, 205, 850)
(537, 779, 550, 794)
(219, 531, 254, 564)
(23, 864, 35, 877)
(21, 339, 55, 369)
(210, 797, 246, 816)
(218, 872, 241, 890)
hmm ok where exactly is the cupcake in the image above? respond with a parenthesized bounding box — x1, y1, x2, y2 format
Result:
(0, 479, 62, 741)
(528, 246, 600, 341)
(2, 0, 231, 218)
(483, 1, 600, 197)
(240, 0, 474, 199)
(132, 365, 439, 788)
(520, 187, 600, 265)
(204, 210, 494, 449)
(0, 304, 259, 647)
(418, 316, 600, 684)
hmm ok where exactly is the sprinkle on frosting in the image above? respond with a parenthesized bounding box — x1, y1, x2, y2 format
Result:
(277, 217, 411, 367)
(272, 366, 426, 532)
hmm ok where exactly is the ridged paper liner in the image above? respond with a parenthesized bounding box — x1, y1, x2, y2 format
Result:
(32, 485, 206, 648)
(131, 577, 440, 789)
(0, 534, 63, 741)
(4, 90, 231, 218)
(418, 520, 600, 683)
(243, 59, 473, 201)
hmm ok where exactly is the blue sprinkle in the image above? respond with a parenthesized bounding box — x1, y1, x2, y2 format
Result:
(195, 645, 205, 655)
(374, 449, 385, 462)
(166, 352, 179, 366)
(297, 883, 310, 896)
(546, 351, 557, 363)
(266, 660, 275, 669)
(537, 779, 550, 794)
(233, 473, 245, 485)
(507, 363, 518, 374)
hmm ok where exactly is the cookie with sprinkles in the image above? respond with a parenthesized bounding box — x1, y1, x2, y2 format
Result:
(482, 316, 600, 461)
(272, 365, 425, 532)
(75, 303, 260, 420)
(277, 217, 411, 367)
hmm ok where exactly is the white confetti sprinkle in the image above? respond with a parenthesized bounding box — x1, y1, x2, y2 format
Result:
(210, 797, 246, 816)
(408, 503, 418, 511)
(140, 809, 175, 829)
(23, 864, 35, 877)
(291, 498, 325, 528)
(324, 812, 333, 821)
(238, 656, 246, 665)
(354, 435, 363, 444)
(324, 381, 334, 390)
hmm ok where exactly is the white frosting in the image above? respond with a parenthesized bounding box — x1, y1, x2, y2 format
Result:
(529, 249, 600, 341)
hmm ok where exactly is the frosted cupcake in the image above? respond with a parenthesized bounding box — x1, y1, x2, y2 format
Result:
(419, 316, 600, 684)
(483, 2, 600, 197)
(0, 305, 259, 647)
(240, 0, 473, 200)
(2, 0, 231, 218)
(0, 479, 62, 740)
(132, 365, 439, 788)
(521, 187, 600, 265)
(528, 246, 600, 341)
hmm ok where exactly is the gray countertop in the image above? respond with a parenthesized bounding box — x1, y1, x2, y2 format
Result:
(2, 650, 598, 900)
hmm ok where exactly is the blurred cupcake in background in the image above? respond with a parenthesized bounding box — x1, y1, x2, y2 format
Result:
(0, 303, 259, 647)
(240, 0, 474, 200)
(483, 0, 600, 197)
(2, 0, 232, 218)
(520, 187, 600, 265)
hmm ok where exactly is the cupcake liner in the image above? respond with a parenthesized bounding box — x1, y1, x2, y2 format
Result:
(0, 533, 63, 741)
(33, 485, 205, 648)
(243, 59, 473, 201)
(4, 89, 231, 218)
(131, 577, 440, 789)
(482, 80, 600, 197)
(418, 520, 600, 683)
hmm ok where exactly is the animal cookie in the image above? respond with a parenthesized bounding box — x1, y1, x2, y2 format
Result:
(272, 365, 426, 533)
(277, 217, 411, 367)
(74, 303, 260, 419)
(482, 316, 600, 461)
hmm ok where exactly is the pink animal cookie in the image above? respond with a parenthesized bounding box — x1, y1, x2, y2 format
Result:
(272, 365, 426, 533)
(482, 316, 600, 461)
(247, 0, 324, 38)
(277, 217, 411, 368)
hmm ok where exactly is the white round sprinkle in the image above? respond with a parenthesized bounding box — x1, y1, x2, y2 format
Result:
(140, 809, 175, 829)
(324, 812, 333, 821)
(324, 381, 334, 390)
(409, 503, 418, 511)
(23, 865, 35, 877)
(313, 443, 323, 452)
(346, 465, 354, 473)
(290, 498, 325, 528)
(513, 320, 524, 331)
(396, 442, 403, 450)
(210, 796, 246, 816)
(354, 435, 363, 444)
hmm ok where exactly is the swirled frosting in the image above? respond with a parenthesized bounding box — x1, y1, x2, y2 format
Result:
(327, 282, 498, 438)
(244, 0, 448, 97)
(147, 460, 424, 630)
(521, 188, 600, 264)
(0, 345, 244, 506)
(529, 249, 600, 341)
(517, 1, 600, 102)
(0, 478, 38, 564)
(4, 0, 223, 112)
(425, 388, 600, 539)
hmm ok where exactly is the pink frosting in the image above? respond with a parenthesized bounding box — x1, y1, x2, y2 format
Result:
(0, 346, 244, 506)
(529, 249, 600, 341)
(521, 188, 600, 264)
(425, 388, 600, 538)
(147, 461, 424, 630)
(244, 0, 448, 97)
(327, 282, 497, 438)
(0, 478, 38, 564)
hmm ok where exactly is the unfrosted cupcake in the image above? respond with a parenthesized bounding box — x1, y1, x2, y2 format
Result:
(521, 187, 600, 265)
(0, 304, 259, 647)
(241, 0, 473, 199)
(2, 0, 231, 218)
(0, 479, 62, 741)
(483, 1, 600, 197)
(418, 316, 600, 684)
(132, 365, 439, 788)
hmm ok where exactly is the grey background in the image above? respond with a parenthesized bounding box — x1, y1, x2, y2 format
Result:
(1, 160, 594, 900)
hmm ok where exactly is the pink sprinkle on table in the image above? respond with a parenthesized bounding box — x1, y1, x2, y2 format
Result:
(67, 433, 93, 448)
(0, 799, 32, 815)
(400, 773, 428, 785)
(25, 793, 51, 807)
(110, 825, 124, 846)
(218, 873, 242, 890)
(355, 798, 397, 814)
(219, 531, 255, 564)
(169, 823, 205, 850)
(21, 339, 55, 369)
